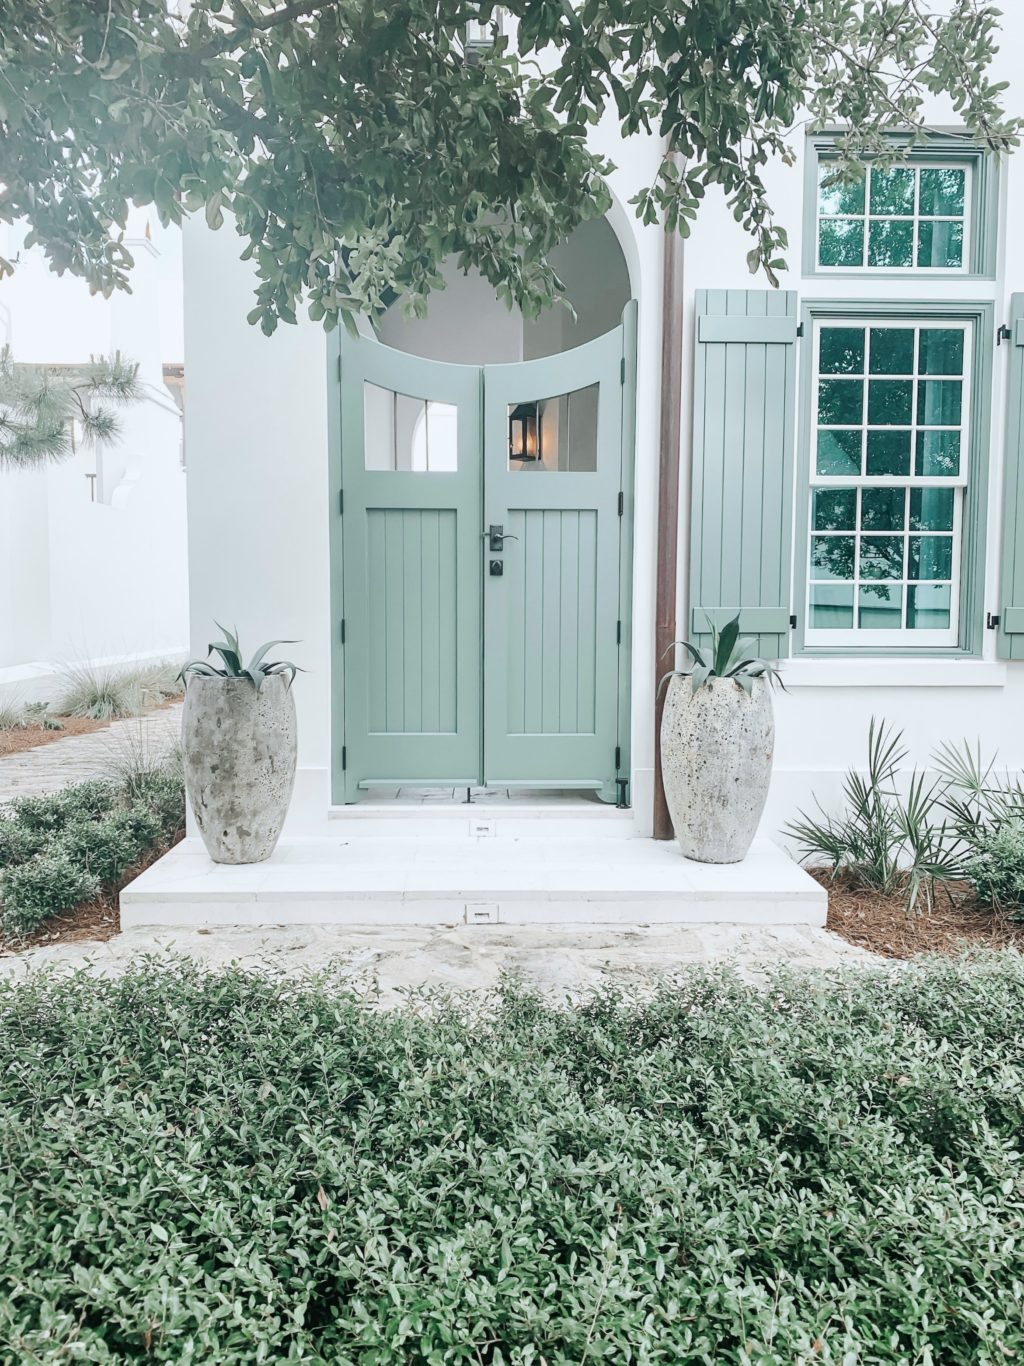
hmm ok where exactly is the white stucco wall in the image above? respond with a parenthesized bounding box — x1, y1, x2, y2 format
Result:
(0, 217, 188, 698)
(676, 12, 1024, 841)
(182, 215, 332, 824)
(180, 10, 1024, 839)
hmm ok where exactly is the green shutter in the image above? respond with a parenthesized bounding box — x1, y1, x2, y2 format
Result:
(998, 293, 1024, 660)
(689, 289, 798, 658)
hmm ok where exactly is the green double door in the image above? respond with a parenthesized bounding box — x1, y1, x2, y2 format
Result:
(332, 304, 635, 803)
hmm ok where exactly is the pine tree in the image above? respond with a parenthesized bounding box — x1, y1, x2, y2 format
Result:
(0, 349, 143, 472)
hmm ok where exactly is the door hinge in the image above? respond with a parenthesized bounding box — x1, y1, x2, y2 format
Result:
(340, 619, 346, 644)
(620, 356, 626, 385)
(617, 490, 624, 516)
(987, 612, 1001, 629)
(789, 614, 797, 629)
(614, 745, 622, 771)
(341, 745, 347, 771)
(338, 489, 344, 515)
(336, 354, 342, 381)
(998, 324, 1012, 346)
(616, 619, 622, 644)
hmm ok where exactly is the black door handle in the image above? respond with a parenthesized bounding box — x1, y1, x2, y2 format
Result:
(484, 524, 519, 551)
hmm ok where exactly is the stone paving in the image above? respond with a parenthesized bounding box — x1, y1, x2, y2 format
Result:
(0, 703, 182, 802)
(0, 920, 880, 996)
(0, 699, 880, 989)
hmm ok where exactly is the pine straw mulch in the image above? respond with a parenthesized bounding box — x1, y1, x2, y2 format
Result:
(815, 868, 1024, 959)
(0, 716, 108, 758)
(0, 831, 184, 956)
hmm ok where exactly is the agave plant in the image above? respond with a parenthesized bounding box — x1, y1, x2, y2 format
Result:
(660, 613, 783, 695)
(179, 625, 301, 692)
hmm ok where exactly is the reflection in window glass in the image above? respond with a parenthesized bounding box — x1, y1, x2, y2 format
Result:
(817, 162, 969, 271)
(363, 382, 458, 471)
(508, 384, 599, 472)
(808, 320, 969, 642)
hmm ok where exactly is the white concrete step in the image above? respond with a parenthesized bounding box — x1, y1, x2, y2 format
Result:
(326, 803, 635, 839)
(121, 836, 826, 929)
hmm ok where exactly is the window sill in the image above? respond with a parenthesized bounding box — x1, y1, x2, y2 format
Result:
(781, 658, 1007, 688)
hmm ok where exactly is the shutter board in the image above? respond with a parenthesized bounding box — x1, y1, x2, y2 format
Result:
(689, 289, 798, 660)
(998, 293, 1024, 660)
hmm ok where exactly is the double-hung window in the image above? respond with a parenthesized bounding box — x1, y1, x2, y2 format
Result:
(817, 164, 970, 271)
(806, 318, 972, 647)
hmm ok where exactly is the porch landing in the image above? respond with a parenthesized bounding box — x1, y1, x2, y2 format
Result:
(120, 834, 826, 929)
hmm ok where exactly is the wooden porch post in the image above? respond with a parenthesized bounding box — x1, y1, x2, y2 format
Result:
(653, 222, 685, 840)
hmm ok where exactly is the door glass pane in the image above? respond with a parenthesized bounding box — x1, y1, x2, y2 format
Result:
(363, 382, 458, 471)
(508, 383, 599, 471)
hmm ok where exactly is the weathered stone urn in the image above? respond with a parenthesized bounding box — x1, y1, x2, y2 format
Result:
(182, 673, 297, 864)
(660, 674, 774, 864)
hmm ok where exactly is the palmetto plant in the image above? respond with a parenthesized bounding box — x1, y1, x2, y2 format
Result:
(784, 720, 999, 913)
(660, 613, 783, 695)
(0, 348, 142, 471)
(180, 625, 301, 692)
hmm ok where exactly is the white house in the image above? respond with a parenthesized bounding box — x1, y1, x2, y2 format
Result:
(0, 213, 188, 704)
(124, 9, 1024, 926)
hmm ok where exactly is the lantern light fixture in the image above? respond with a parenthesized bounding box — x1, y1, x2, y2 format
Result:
(508, 400, 541, 463)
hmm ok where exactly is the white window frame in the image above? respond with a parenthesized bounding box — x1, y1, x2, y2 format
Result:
(816, 162, 972, 275)
(805, 318, 971, 649)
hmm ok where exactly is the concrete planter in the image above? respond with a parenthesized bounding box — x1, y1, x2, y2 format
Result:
(660, 674, 774, 864)
(182, 673, 297, 864)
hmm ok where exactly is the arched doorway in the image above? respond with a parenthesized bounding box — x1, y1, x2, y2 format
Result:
(330, 220, 637, 804)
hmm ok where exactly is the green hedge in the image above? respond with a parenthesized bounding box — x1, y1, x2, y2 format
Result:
(1, 957, 1023, 1363)
(0, 770, 184, 939)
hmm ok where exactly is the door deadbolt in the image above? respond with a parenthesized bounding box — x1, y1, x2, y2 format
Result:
(489, 559, 504, 577)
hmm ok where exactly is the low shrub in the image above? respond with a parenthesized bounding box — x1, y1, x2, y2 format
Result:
(1, 958, 1023, 1363)
(0, 768, 185, 940)
(60, 806, 160, 884)
(965, 822, 1024, 915)
(0, 851, 101, 939)
(0, 821, 46, 869)
(9, 779, 117, 834)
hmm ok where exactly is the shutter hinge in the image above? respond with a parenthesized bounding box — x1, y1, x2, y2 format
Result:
(620, 356, 626, 384)
(617, 490, 624, 516)
(987, 612, 1001, 629)
(338, 489, 344, 515)
(341, 745, 347, 771)
(340, 619, 346, 644)
(614, 745, 622, 771)
(997, 324, 1012, 346)
(616, 619, 622, 644)
(789, 614, 797, 629)
(795, 323, 804, 339)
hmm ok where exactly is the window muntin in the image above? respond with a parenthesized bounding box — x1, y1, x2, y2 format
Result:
(817, 163, 970, 272)
(807, 320, 970, 646)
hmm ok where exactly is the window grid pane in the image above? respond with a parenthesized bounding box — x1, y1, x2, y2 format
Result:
(817, 163, 969, 272)
(808, 320, 969, 644)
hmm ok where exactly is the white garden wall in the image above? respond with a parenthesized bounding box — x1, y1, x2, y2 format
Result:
(0, 215, 188, 702)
